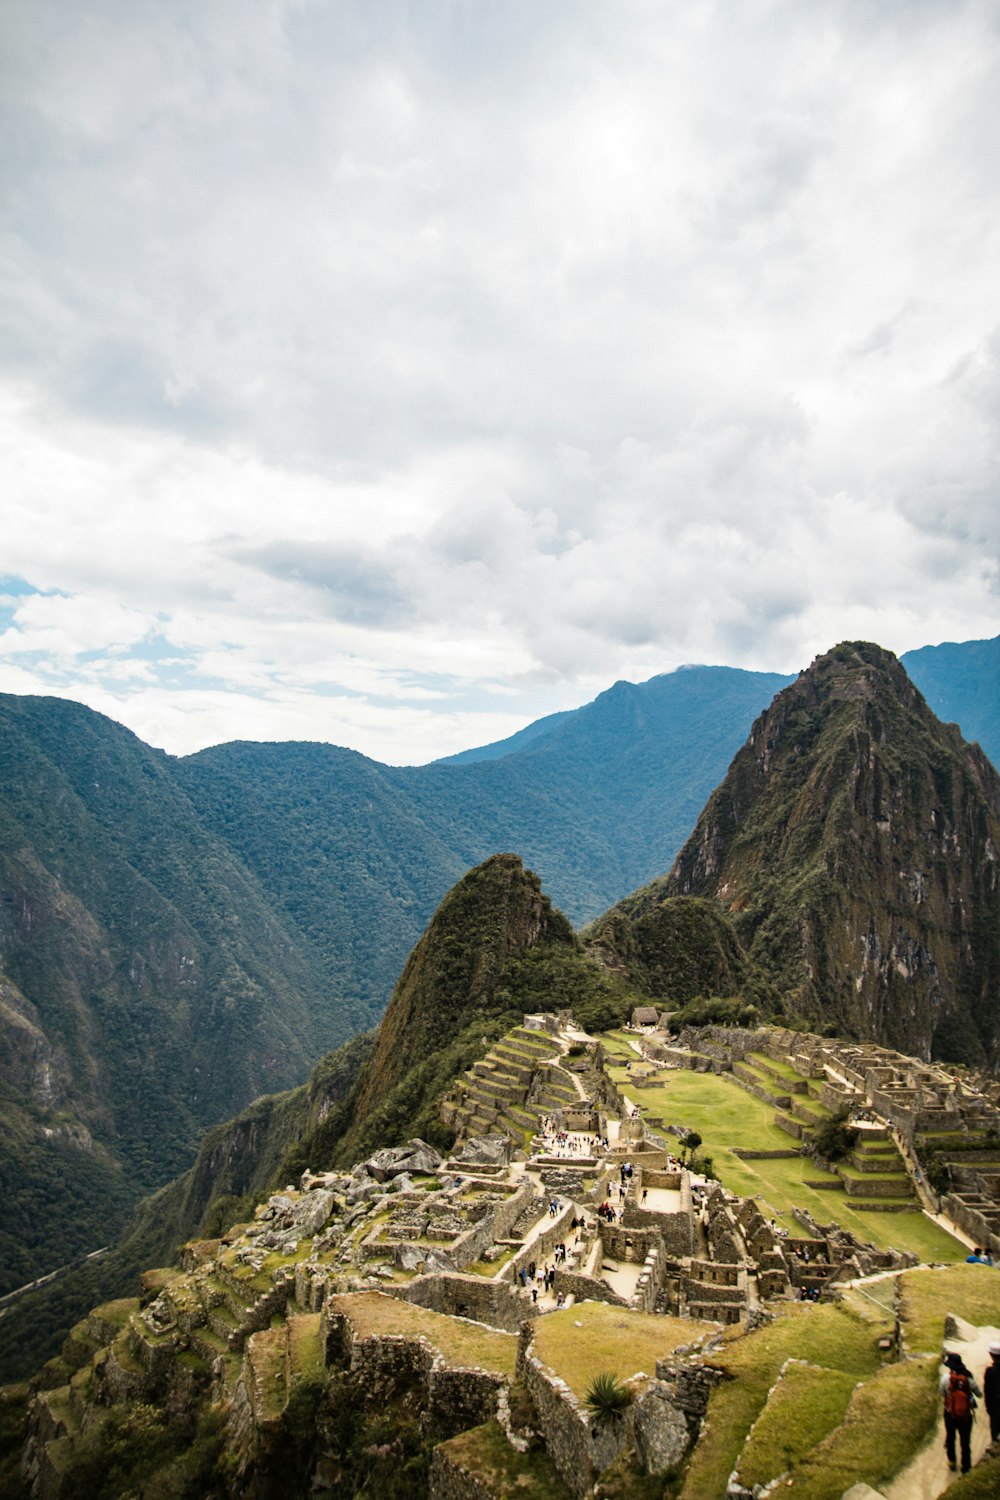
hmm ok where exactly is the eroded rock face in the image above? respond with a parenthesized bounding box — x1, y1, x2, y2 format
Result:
(631, 1381, 690, 1474)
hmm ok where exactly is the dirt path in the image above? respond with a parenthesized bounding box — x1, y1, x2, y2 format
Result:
(884, 1316, 999, 1500)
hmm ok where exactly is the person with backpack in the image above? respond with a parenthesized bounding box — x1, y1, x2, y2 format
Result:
(984, 1341, 1000, 1442)
(940, 1351, 982, 1473)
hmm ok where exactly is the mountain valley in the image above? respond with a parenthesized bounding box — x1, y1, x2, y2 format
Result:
(2, 635, 1000, 1496)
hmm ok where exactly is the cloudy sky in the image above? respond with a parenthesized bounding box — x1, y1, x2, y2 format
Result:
(2, 0, 998, 763)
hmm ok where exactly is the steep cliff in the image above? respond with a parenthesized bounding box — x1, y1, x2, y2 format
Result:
(659, 642, 1000, 1063)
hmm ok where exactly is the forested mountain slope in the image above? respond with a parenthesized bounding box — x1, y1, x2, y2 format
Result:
(614, 643, 1000, 1064)
(0, 697, 348, 1299)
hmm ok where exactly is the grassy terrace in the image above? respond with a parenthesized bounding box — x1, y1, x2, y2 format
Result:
(599, 1041, 965, 1261)
(436, 1420, 570, 1500)
(681, 1300, 889, 1500)
(898, 1264, 1000, 1353)
(326, 1292, 518, 1378)
(531, 1303, 717, 1399)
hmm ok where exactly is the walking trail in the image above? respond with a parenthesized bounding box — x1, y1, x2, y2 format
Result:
(884, 1314, 998, 1500)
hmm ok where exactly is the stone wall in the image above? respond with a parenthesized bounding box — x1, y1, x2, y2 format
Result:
(551, 1267, 627, 1308)
(519, 1348, 628, 1499)
(942, 1193, 1000, 1258)
(502, 1201, 578, 1283)
(600, 1221, 661, 1263)
(450, 1179, 535, 1270)
(630, 1245, 665, 1313)
(322, 1309, 506, 1439)
(395, 1272, 537, 1334)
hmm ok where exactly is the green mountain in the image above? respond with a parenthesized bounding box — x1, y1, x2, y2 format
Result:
(621, 642, 1000, 1064)
(0, 697, 349, 1298)
(901, 633, 1000, 764)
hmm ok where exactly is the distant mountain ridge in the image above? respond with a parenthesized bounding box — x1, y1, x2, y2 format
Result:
(438, 635, 1000, 773)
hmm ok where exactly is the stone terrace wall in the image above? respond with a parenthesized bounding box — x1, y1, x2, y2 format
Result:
(395, 1272, 537, 1334)
(519, 1347, 629, 1499)
(430, 1445, 503, 1500)
(322, 1306, 507, 1439)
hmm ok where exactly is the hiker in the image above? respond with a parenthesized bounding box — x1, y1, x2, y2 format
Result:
(941, 1351, 981, 1474)
(985, 1342, 1000, 1442)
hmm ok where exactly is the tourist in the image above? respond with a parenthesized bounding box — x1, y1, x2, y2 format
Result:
(941, 1352, 981, 1474)
(984, 1342, 1000, 1442)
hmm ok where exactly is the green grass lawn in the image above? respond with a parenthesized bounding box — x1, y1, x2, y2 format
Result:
(747, 1051, 807, 1083)
(531, 1303, 716, 1399)
(601, 1057, 965, 1262)
(327, 1291, 518, 1377)
(785, 1357, 938, 1499)
(734, 1363, 858, 1489)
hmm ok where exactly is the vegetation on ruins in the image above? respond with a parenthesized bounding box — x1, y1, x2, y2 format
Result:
(584, 1371, 634, 1423)
(811, 1109, 859, 1162)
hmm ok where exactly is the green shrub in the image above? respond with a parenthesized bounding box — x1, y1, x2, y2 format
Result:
(584, 1372, 634, 1423)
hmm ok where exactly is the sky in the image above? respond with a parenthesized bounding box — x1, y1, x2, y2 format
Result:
(2, 0, 998, 765)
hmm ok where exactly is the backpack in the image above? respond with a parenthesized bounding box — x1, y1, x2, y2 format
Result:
(944, 1371, 972, 1420)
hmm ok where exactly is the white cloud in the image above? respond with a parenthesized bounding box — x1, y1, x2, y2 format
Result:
(1, 0, 998, 759)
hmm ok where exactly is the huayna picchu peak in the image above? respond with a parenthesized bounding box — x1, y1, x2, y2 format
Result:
(603, 642, 1000, 1067)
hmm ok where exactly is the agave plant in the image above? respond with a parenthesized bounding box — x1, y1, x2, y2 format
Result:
(584, 1371, 633, 1424)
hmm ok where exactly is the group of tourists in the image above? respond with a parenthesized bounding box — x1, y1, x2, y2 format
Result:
(518, 1253, 570, 1307)
(940, 1344, 1000, 1473)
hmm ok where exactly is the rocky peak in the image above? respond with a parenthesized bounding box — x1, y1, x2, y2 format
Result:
(663, 642, 1000, 1065)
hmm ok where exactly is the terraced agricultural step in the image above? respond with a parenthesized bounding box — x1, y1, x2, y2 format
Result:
(190, 1325, 231, 1364)
(493, 1042, 551, 1067)
(836, 1169, 914, 1199)
(509, 1029, 562, 1054)
(245, 1324, 290, 1427)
